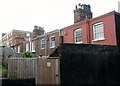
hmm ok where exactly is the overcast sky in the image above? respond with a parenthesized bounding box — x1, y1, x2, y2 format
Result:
(0, 0, 120, 38)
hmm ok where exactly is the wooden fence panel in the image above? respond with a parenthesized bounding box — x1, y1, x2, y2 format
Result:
(8, 58, 37, 79)
(36, 57, 60, 85)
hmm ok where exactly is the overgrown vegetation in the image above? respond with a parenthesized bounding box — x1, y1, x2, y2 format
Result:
(22, 51, 34, 58)
(2, 66, 8, 77)
(0, 65, 2, 77)
(0, 65, 8, 78)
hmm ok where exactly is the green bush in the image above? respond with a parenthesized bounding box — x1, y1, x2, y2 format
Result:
(0, 66, 8, 77)
(22, 51, 34, 58)
(2, 66, 8, 77)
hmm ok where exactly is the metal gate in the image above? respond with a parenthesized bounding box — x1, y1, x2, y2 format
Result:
(36, 57, 60, 85)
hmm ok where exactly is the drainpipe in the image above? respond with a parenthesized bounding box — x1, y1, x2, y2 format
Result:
(59, 29, 61, 45)
(85, 16, 90, 44)
(59, 29, 64, 45)
(59, 29, 61, 37)
(88, 20, 90, 44)
(29, 37, 31, 52)
(45, 33, 47, 56)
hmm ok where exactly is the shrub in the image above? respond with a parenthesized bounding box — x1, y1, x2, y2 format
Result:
(0, 66, 8, 77)
(22, 51, 34, 58)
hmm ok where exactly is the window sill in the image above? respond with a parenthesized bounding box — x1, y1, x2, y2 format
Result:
(50, 46, 55, 49)
(32, 50, 35, 52)
(75, 41, 83, 44)
(92, 38, 105, 42)
(16, 52, 20, 53)
(41, 48, 45, 50)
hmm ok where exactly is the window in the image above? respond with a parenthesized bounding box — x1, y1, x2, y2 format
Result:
(74, 29, 82, 43)
(26, 33, 30, 37)
(26, 43, 29, 51)
(18, 46, 20, 53)
(11, 32, 12, 36)
(32, 41, 35, 52)
(93, 22, 104, 40)
(50, 35, 55, 48)
(41, 38, 45, 49)
(7, 42, 9, 47)
(15, 47, 17, 52)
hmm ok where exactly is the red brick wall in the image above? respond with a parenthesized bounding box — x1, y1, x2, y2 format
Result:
(90, 14, 117, 45)
(35, 37, 45, 56)
(35, 31, 59, 56)
(63, 13, 117, 45)
(63, 22, 89, 44)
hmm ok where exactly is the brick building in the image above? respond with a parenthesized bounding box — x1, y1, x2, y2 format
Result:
(74, 4, 93, 23)
(1, 29, 32, 53)
(34, 29, 60, 56)
(1, 3, 120, 56)
(22, 28, 60, 56)
(62, 11, 120, 46)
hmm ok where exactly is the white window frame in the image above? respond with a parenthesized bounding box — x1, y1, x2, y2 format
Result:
(26, 33, 30, 37)
(32, 41, 35, 52)
(93, 22, 105, 41)
(26, 43, 29, 52)
(15, 47, 17, 52)
(74, 28, 82, 44)
(41, 38, 45, 49)
(18, 46, 20, 53)
(50, 35, 55, 48)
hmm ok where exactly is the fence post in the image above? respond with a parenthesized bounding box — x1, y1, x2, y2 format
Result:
(35, 57, 40, 85)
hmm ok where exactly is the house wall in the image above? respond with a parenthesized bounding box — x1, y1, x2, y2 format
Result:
(35, 31, 60, 56)
(90, 13, 117, 45)
(35, 37, 45, 56)
(20, 31, 60, 56)
(14, 38, 24, 53)
(63, 12, 117, 45)
(63, 22, 89, 44)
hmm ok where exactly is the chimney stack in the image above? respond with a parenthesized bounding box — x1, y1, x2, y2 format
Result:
(33, 25, 45, 37)
(74, 3, 93, 23)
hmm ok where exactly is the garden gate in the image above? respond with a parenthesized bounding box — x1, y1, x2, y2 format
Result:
(36, 57, 60, 85)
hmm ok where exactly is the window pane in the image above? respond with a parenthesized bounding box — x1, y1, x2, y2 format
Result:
(41, 38, 45, 49)
(74, 29, 82, 43)
(93, 23, 104, 40)
(50, 36, 55, 48)
(26, 43, 29, 51)
(32, 41, 35, 52)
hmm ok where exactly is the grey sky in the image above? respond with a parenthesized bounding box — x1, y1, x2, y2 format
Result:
(0, 0, 119, 38)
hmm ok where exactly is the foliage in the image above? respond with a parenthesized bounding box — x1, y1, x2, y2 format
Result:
(0, 65, 2, 77)
(22, 51, 34, 58)
(0, 65, 8, 77)
(2, 66, 8, 77)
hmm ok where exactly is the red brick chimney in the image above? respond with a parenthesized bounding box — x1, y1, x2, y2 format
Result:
(32, 25, 45, 37)
(74, 3, 93, 23)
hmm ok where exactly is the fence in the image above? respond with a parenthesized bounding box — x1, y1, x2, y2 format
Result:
(8, 58, 37, 79)
(8, 57, 60, 84)
(36, 57, 60, 85)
